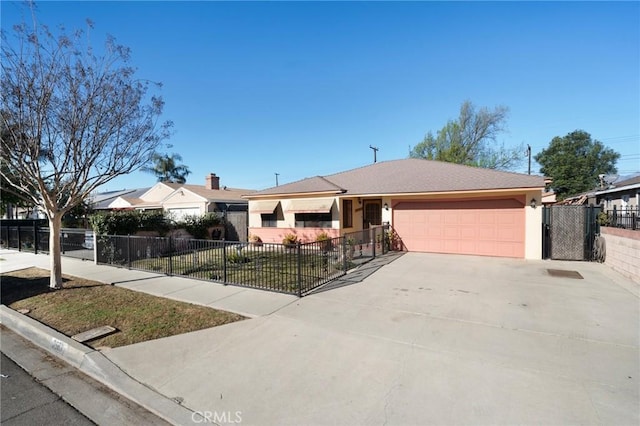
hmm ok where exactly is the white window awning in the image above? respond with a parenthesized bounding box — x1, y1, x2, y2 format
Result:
(286, 198, 334, 213)
(250, 200, 280, 214)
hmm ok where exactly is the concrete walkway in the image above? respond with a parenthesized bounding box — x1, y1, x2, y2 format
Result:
(2, 249, 638, 425)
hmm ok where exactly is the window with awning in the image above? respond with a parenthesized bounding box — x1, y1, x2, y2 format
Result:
(286, 198, 335, 228)
(285, 198, 334, 213)
(250, 200, 280, 213)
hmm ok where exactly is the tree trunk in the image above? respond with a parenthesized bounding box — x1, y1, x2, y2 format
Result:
(48, 213, 63, 289)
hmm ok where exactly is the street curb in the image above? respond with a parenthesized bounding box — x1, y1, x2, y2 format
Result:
(0, 305, 202, 425)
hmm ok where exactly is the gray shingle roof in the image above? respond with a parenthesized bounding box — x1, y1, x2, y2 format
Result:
(248, 159, 545, 197)
(613, 174, 640, 187)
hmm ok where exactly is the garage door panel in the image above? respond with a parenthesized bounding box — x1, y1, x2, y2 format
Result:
(478, 227, 497, 239)
(393, 199, 525, 258)
(459, 227, 477, 239)
(497, 228, 517, 241)
(478, 212, 498, 225)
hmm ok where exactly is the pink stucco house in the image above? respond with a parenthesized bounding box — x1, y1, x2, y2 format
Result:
(245, 159, 546, 259)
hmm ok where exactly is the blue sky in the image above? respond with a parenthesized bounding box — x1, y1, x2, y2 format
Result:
(3, 1, 639, 192)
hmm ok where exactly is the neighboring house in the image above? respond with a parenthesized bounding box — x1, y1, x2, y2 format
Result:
(92, 187, 151, 210)
(245, 159, 545, 259)
(556, 174, 640, 209)
(541, 189, 557, 205)
(93, 173, 254, 220)
(595, 175, 640, 211)
(107, 183, 178, 211)
(161, 177, 251, 220)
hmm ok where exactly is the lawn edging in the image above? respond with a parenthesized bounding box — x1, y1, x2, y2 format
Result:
(0, 305, 203, 424)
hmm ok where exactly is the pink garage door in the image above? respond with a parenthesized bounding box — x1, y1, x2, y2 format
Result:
(393, 198, 525, 258)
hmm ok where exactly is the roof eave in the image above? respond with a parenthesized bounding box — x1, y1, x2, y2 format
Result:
(244, 189, 345, 200)
(336, 186, 545, 198)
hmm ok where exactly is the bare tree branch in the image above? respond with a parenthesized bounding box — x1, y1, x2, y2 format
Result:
(1, 7, 172, 288)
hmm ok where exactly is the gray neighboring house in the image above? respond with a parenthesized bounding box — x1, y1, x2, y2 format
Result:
(560, 175, 640, 210)
(596, 175, 640, 211)
(89, 188, 151, 210)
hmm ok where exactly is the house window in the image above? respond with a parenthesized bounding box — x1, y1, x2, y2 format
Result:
(295, 213, 332, 228)
(343, 200, 353, 228)
(261, 213, 277, 227)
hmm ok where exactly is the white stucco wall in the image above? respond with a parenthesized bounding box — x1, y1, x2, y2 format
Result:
(524, 190, 542, 260)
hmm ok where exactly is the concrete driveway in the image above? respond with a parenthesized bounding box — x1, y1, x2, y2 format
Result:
(106, 253, 639, 425)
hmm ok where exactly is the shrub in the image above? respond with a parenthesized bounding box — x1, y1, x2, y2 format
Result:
(386, 229, 402, 251)
(282, 233, 298, 246)
(176, 213, 222, 240)
(89, 210, 169, 235)
(315, 232, 333, 251)
(597, 211, 610, 226)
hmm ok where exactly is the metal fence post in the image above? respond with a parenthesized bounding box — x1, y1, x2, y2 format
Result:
(127, 235, 132, 269)
(33, 222, 38, 254)
(343, 236, 348, 273)
(168, 236, 173, 275)
(372, 226, 377, 258)
(297, 242, 302, 297)
(222, 241, 227, 284)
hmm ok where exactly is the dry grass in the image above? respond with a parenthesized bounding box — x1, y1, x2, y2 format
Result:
(1, 267, 245, 348)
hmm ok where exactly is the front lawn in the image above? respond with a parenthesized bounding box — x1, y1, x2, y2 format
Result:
(1, 268, 245, 348)
(128, 245, 349, 294)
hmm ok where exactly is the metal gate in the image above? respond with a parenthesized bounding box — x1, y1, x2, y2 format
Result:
(542, 205, 600, 260)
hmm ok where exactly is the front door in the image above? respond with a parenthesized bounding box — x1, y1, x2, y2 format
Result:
(363, 200, 382, 229)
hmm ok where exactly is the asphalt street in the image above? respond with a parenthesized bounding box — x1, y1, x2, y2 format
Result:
(1, 353, 94, 426)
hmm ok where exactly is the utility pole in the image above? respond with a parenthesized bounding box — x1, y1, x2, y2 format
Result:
(369, 145, 379, 163)
(275, 172, 279, 187)
(527, 144, 531, 175)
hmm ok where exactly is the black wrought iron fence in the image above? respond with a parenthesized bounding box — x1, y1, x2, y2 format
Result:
(604, 206, 639, 230)
(0, 224, 94, 261)
(96, 224, 393, 296)
(1, 221, 397, 296)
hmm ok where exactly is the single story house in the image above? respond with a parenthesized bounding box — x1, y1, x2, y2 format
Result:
(596, 175, 640, 211)
(94, 173, 254, 220)
(245, 159, 546, 259)
(557, 174, 640, 210)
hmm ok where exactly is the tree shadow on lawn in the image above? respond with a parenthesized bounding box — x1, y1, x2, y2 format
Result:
(1, 268, 102, 306)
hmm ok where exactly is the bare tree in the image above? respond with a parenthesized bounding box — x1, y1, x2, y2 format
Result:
(1, 10, 172, 288)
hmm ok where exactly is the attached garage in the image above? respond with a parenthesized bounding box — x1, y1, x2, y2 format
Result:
(393, 198, 526, 258)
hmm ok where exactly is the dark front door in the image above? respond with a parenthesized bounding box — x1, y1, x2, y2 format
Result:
(363, 200, 382, 229)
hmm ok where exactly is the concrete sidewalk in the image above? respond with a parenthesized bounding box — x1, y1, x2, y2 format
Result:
(0, 249, 299, 318)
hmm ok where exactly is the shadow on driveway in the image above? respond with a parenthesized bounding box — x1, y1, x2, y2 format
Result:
(306, 252, 404, 295)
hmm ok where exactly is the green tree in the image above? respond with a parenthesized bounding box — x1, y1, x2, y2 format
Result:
(143, 153, 191, 184)
(1, 9, 171, 288)
(534, 130, 620, 200)
(410, 101, 523, 170)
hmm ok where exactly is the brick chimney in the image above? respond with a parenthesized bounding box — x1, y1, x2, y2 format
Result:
(205, 173, 220, 190)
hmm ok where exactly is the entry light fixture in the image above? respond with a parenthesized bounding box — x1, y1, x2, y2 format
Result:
(384, 202, 389, 211)
(530, 198, 537, 209)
